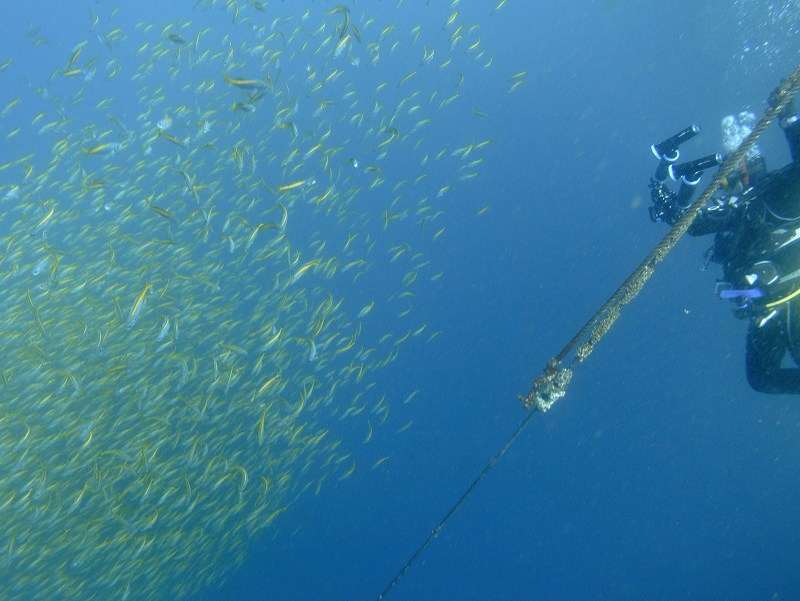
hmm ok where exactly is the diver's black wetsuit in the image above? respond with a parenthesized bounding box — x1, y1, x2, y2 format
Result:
(746, 304, 800, 393)
(738, 133, 800, 393)
(661, 111, 800, 394)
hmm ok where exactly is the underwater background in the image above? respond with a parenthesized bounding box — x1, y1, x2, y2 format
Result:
(1, 1, 799, 600)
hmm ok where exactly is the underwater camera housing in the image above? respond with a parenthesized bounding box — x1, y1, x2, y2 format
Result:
(651, 124, 700, 182)
(649, 148, 722, 224)
(668, 153, 723, 183)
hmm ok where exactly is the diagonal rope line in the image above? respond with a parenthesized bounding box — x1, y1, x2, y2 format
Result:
(376, 64, 800, 601)
(376, 409, 537, 601)
(523, 64, 800, 413)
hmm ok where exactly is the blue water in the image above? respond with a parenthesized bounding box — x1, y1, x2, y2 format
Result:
(3, 1, 800, 600)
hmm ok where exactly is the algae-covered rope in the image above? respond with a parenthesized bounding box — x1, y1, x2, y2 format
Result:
(522, 64, 800, 413)
(375, 65, 800, 601)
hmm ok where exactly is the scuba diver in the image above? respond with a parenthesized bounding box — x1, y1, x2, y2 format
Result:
(649, 87, 800, 394)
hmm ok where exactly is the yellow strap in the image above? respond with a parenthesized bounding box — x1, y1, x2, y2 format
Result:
(766, 285, 800, 309)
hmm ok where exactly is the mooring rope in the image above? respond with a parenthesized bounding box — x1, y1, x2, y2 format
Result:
(375, 409, 537, 600)
(522, 64, 800, 413)
(375, 63, 800, 600)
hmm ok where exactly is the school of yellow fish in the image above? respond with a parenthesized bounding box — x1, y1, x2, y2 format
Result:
(0, 0, 516, 599)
